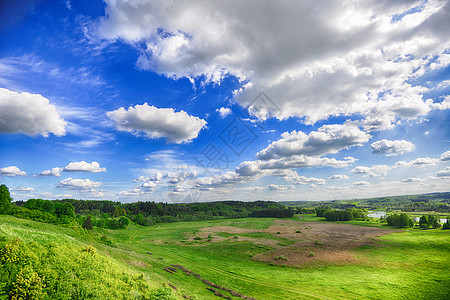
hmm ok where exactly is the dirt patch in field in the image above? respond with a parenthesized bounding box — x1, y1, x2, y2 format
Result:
(123, 259, 148, 268)
(197, 221, 397, 266)
(199, 226, 256, 234)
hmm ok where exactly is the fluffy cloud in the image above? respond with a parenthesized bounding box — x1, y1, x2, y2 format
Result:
(11, 187, 34, 192)
(257, 124, 370, 160)
(0, 166, 26, 177)
(440, 151, 450, 161)
(395, 157, 440, 167)
(63, 161, 106, 173)
(107, 103, 207, 144)
(353, 181, 370, 186)
(436, 167, 450, 177)
(0, 88, 66, 136)
(216, 107, 232, 118)
(272, 169, 325, 185)
(267, 184, 292, 191)
(39, 167, 63, 177)
(371, 139, 415, 156)
(329, 175, 349, 180)
(402, 177, 422, 182)
(96, 0, 450, 125)
(353, 165, 391, 177)
(57, 178, 102, 189)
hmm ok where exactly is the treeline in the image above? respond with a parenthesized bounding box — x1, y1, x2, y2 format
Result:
(7, 187, 291, 228)
(316, 208, 366, 221)
(55, 199, 288, 227)
(283, 192, 450, 213)
(12, 198, 76, 225)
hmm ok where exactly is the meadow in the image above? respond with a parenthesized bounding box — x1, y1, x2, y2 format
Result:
(1, 214, 449, 299)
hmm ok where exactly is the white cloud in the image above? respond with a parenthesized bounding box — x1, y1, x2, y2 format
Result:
(267, 184, 291, 191)
(95, 0, 450, 126)
(402, 177, 422, 182)
(107, 103, 207, 144)
(0, 88, 66, 137)
(353, 165, 391, 177)
(63, 161, 106, 173)
(329, 174, 349, 180)
(216, 107, 232, 118)
(353, 181, 370, 186)
(440, 151, 450, 161)
(39, 167, 63, 177)
(57, 178, 102, 189)
(257, 124, 370, 160)
(371, 139, 415, 156)
(11, 187, 34, 192)
(0, 166, 26, 177)
(436, 167, 450, 177)
(395, 157, 440, 167)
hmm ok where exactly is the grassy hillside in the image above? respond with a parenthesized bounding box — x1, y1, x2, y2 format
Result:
(0, 216, 177, 300)
(1, 215, 449, 299)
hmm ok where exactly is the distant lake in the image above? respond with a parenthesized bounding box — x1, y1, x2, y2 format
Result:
(368, 211, 386, 218)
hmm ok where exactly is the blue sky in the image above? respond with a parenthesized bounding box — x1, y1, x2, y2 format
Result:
(0, 0, 449, 203)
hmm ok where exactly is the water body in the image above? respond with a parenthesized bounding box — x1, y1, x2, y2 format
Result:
(368, 211, 386, 218)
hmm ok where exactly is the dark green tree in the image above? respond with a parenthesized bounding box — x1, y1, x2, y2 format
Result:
(118, 216, 130, 228)
(0, 184, 12, 214)
(419, 215, 429, 229)
(82, 216, 93, 230)
(443, 218, 450, 230)
(427, 215, 440, 229)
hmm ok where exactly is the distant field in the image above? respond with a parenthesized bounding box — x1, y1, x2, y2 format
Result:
(1, 215, 449, 299)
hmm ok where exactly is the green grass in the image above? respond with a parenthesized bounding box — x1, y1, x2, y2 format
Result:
(1, 215, 449, 299)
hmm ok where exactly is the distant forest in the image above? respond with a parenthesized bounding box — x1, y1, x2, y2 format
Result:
(283, 192, 450, 213)
(10, 192, 293, 229)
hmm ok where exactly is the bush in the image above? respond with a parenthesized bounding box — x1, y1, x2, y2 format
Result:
(82, 216, 93, 230)
(308, 252, 314, 257)
(386, 213, 412, 228)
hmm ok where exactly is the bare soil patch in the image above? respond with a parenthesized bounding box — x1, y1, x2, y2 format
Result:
(197, 221, 397, 266)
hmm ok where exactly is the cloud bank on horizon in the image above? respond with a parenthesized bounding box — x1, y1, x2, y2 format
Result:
(0, 0, 449, 202)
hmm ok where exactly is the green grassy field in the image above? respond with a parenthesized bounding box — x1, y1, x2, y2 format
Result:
(1, 215, 449, 299)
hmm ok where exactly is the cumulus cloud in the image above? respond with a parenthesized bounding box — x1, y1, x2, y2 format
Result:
(257, 124, 370, 160)
(39, 167, 63, 177)
(107, 103, 207, 144)
(11, 187, 34, 192)
(436, 167, 450, 177)
(353, 181, 370, 186)
(95, 0, 450, 125)
(216, 107, 232, 118)
(267, 184, 292, 191)
(272, 169, 325, 185)
(395, 157, 440, 167)
(371, 139, 415, 156)
(0, 88, 66, 136)
(57, 178, 102, 189)
(329, 174, 349, 180)
(0, 166, 26, 177)
(440, 151, 450, 161)
(63, 161, 106, 173)
(353, 165, 391, 177)
(402, 177, 422, 182)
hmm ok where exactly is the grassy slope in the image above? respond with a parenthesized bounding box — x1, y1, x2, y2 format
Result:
(1, 215, 449, 299)
(0, 216, 178, 300)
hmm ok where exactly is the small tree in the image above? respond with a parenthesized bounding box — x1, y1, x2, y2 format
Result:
(118, 216, 129, 228)
(82, 216, 93, 230)
(0, 184, 12, 214)
(428, 215, 440, 229)
(419, 215, 429, 229)
(443, 218, 450, 230)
